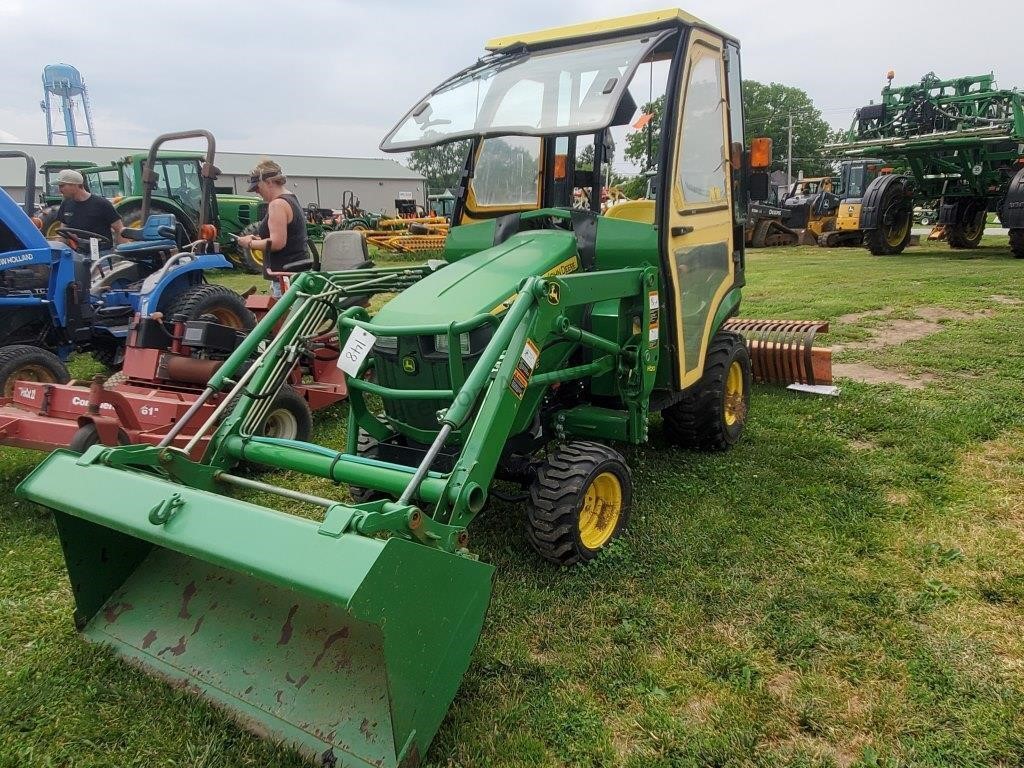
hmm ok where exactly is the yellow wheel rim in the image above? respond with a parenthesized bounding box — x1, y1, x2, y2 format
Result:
(44, 220, 63, 239)
(249, 246, 264, 267)
(885, 215, 910, 247)
(206, 307, 245, 330)
(724, 360, 744, 426)
(4, 363, 59, 398)
(578, 471, 622, 550)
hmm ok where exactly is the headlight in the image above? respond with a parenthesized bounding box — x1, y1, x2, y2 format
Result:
(434, 333, 470, 354)
(375, 336, 398, 352)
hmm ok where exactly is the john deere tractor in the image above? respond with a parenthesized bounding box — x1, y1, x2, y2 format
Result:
(18, 10, 776, 767)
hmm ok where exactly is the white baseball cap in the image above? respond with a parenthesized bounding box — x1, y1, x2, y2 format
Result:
(57, 169, 85, 185)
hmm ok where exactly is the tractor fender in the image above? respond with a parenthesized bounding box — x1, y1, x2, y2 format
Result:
(858, 174, 913, 231)
(138, 253, 232, 315)
(999, 166, 1024, 229)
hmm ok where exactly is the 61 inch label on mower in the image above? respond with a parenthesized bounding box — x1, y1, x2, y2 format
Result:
(509, 339, 540, 400)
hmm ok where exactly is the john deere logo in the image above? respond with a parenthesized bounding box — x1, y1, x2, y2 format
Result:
(402, 355, 418, 374)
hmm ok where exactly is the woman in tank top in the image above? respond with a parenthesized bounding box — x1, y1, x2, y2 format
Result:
(237, 159, 311, 297)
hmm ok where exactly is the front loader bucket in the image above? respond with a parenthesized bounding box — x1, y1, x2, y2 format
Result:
(17, 450, 493, 768)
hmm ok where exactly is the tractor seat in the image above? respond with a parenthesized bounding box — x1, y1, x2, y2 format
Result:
(604, 200, 655, 224)
(117, 214, 178, 256)
(320, 230, 371, 271)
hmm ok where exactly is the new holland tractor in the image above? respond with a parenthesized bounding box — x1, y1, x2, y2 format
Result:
(16, 10, 796, 767)
(831, 71, 1024, 257)
(0, 134, 252, 386)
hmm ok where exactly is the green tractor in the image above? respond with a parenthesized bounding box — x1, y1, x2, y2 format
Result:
(108, 148, 266, 270)
(17, 9, 775, 767)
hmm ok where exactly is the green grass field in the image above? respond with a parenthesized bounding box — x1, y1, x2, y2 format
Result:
(2, 238, 1022, 767)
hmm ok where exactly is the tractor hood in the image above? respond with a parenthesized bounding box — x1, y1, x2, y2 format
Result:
(373, 230, 580, 326)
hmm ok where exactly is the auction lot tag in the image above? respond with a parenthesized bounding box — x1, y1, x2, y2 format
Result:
(90, 238, 100, 260)
(337, 326, 377, 376)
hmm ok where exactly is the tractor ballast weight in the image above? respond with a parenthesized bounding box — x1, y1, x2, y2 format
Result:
(13, 10, 816, 766)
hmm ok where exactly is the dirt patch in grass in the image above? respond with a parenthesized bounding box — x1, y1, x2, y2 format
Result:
(849, 438, 876, 451)
(833, 362, 938, 389)
(835, 308, 893, 324)
(834, 306, 994, 352)
(988, 294, 1022, 305)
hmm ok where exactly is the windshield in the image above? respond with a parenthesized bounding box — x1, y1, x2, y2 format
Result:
(381, 32, 667, 151)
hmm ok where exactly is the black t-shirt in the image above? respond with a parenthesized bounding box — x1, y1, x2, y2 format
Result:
(55, 194, 121, 239)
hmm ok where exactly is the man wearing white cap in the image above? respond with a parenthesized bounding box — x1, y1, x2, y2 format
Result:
(54, 169, 124, 247)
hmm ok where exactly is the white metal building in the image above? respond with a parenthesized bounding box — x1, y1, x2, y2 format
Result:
(0, 142, 426, 214)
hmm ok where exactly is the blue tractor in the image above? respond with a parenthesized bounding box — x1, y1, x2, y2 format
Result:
(0, 132, 254, 396)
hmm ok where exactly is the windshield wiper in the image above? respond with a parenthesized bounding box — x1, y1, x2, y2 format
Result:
(432, 46, 530, 94)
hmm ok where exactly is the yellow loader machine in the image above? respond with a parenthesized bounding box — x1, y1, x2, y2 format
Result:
(15, 10, 809, 766)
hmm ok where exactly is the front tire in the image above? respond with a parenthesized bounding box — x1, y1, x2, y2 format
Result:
(525, 441, 632, 566)
(257, 386, 312, 441)
(69, 423, 131, 453)
(662, 330, 751, 451)
(0, 344, 69, 398)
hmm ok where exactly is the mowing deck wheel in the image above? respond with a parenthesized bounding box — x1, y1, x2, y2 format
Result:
(526, 441, 632, 565)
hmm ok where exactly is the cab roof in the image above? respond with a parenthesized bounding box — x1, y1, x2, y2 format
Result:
(484, 8, 736, 51)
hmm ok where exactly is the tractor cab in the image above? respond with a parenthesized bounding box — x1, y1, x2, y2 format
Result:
(381, 9, 749, 391)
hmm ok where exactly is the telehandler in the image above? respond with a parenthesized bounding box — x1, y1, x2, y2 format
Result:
(16, 10, 811, 767)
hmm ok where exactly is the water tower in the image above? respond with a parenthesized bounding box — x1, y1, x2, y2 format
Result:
(40, 63, 97, 147)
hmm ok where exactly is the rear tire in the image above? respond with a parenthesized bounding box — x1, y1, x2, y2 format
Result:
(39, 206, 62, 239)
(1010, 229, 1024, 259)
(662, 330, 751, 451)
(0, 344, 69, 398)
(69, 423, 131, 453)
(947, 208, 986, 249)
(238, 222, 264, 274)
(525, 441, 632, 566)
(163, 284, 256, 331)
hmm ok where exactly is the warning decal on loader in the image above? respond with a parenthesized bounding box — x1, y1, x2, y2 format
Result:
(510, 339, 540, 399)
(648, 291, 660, 348)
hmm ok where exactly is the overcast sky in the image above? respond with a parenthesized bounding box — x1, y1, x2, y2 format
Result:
(1, 0, 1020, 169)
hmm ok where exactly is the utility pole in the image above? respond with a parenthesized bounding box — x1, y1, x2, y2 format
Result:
(786, 112, 793, 187)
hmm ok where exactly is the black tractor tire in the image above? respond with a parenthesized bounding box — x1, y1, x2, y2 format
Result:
(163, 284, 256, 331)
(0, 344, 69, 398)
(69, 423, 131, 453)
(946, 208, 986, 249)
(525, 441, 632, 566)
(238, 222, 265, 274)
(862, 175, 913, 255)
(348, 429, 388, 503)
(662, 330, 751, 451)
(1010, 229, 1024, 259)
(257, 386, 312, 441)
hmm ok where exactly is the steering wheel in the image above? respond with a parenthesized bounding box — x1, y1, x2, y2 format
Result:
(57, 227, 112, 251)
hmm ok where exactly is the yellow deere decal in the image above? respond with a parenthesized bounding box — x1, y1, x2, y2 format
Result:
(490, 256, 579, 314)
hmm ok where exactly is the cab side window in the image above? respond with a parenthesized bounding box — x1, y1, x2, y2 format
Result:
(677, 53, 727, 206)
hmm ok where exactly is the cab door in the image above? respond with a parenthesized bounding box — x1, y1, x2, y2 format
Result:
(664, 31, 734, 389)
